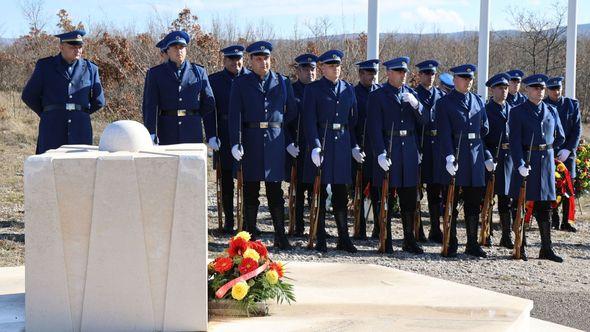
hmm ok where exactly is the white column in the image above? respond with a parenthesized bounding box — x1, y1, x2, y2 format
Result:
(566, 0, 578, 99)
(367, 0, 379, 80)
(477, 0, 490, 99)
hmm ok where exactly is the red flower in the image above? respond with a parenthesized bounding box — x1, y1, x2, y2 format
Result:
(269, 261, 284, 278)
(212, 257, 233, 274)
(239, 257, 259, 275)
(249, 240, 268, 259)
(228, 236, 248, 257)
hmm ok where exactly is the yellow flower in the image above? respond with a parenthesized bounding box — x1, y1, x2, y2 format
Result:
(242, 248, 260, 261)
(231, 281, 249, 300)
(555, 172, 561, 179)
(265, 270, 279, 285)
(576, 159, 581, 165)
(235, 231, 251, 242)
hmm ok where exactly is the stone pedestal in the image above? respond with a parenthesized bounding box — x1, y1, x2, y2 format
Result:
(25, 121, 208, 331)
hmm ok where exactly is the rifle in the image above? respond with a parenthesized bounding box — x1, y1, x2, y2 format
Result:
(442, 131, 462, 256)
(214, 105, 223, 231)
(513, 134, 534, 259)
(353, 119, 368, 237)
(479, 130, 504, 245)
(236, 113, 244, 232)
(414, 124, 426, 239)
(287, 115, 301, 235)
(378, 120, 396, 253)
(307, 121, 329, 249)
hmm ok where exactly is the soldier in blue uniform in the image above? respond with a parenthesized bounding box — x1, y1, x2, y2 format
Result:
(141, 38, 168, 123)
(228, 41, 297, 249)
(439, 72, 454, 94)
(414, 59, 446, 243)
(22, 30, 105, 154)
(437, 64, 493, 258)
(506, 69, 527, 107)
(545, 76, 581, 232)
(142, 31, 215, 145)
(203, 45, 250, 234)
(352, 59, 381, 240)
(484, 73, 514, 248)
(302, 49, 358, 253)
(288, 53, 318, 237)
(509, 74, 566, 262)
(367, 56, 426, 254)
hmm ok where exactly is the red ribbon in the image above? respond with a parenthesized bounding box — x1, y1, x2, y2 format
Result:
(215, 261, 269, 299)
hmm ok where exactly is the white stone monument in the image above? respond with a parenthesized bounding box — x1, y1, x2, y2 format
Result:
(25, 120, 208, 332)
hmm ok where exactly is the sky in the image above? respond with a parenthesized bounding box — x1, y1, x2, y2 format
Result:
(2, 0, 590, 39)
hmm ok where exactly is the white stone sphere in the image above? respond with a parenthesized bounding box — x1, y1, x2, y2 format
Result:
(98, 120, 153, 152)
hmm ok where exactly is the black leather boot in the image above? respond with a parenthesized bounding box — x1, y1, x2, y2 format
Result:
(551, 207, 560, 230)
(443, 213, 459, 257)
(315, 209, 327, 253)
(499, 212, 514, 249)
(402, 212, 423, 254)
(335, 209, 357, 253)
(371, 200, 381, 239)
(270, 205, 292, 250)
(417, 217, 428, 243)
(222, 190, 234, 234)
(293, 185, 306, 237)
(353, 199, 368, 240)
(243, 205, 258, 240)
(427, 203, 443, 243)
(537, 209, 563, 262)
(465, 215, 487, 258)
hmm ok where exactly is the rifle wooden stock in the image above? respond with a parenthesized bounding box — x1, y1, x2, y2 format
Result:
(441, 178, 456, 256)
(513, 180, 527, 259)
(479, 174, 495, 245)
(378, 175, 389, 253)
(287, 163, 297, 235)
(352, 167, 363, 237)
(215, 156, 223, 231)
(236, 167, 244, 232)
(307, 171, 322, 249)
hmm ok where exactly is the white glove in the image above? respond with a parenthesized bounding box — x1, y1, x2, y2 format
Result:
(286, 143, 300, 158)
(231, 144, 244, 161)
(445, 155, 458, 176)
(377, 152, 391, 171)
(418, 153, 423, 165)
(484, 159, 496, 172)
(402, 92, 419, 109)
(352, 146, 365, 163)
(311, 147, 323, 167)
(557, 149, 571, 162)
(518, 165, 530, 177)
(208, 137, 220, 151)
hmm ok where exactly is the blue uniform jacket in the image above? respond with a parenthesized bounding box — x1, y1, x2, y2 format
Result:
(415, 84, 445, 184)
(302, 77, 358, 185)
(204, 67, 251, 171)
(142, 60, 215, 145)
(544, 96, 581, 178)
(228, 70, 297, 182)
(484, 100, 513, 196)
(367, 82, 426, 188)
(509, 100, 565, 201)
(21, 54, 105, 154)
(436, 89, 491, 187)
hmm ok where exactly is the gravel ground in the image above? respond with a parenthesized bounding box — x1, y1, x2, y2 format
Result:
(207, 180, 590, 331)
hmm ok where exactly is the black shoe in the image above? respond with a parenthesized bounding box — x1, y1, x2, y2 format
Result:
(539, 248, 563, 263)
(560, 222, 577, 232)
(270, 206, 292, 250)
(335, 210, 357, 253)
(402, 212, 423, 254)
(465, 215, 487, 258)
(519, 245, 528, 261)
(499, 212, 514, 249)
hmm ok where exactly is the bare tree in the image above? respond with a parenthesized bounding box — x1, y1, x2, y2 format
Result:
(20, 0, 48, 37)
